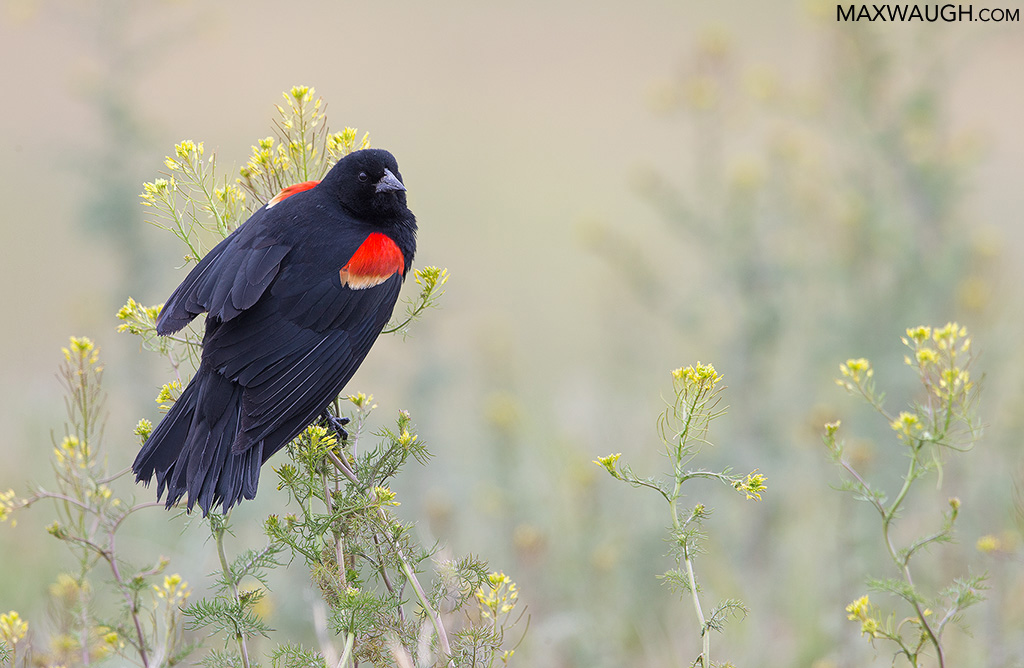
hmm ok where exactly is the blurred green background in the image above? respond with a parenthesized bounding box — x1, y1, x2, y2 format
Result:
(2, 0, 1023, 665)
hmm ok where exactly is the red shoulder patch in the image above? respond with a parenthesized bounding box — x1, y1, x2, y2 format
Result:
(267, 180, 320, 208)
(340, 232, 405, 290)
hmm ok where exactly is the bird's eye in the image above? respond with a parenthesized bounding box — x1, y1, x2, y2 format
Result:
(358, 172, 369, 183)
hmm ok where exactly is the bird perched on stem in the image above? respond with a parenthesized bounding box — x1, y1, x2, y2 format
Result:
(133, 148, 416, 515)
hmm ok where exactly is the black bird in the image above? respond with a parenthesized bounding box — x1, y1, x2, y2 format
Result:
(133, 148, 417, 515)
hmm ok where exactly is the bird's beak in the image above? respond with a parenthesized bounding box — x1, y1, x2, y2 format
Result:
(376, 168, 406, 193)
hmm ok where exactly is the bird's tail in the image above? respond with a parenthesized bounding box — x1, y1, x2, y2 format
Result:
(132, 365, 264, 516)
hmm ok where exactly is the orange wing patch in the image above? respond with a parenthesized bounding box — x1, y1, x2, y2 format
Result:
(267, 180, 320, 208)
(339, 232, 405, 290)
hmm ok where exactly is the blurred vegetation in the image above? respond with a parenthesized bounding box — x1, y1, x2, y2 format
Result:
(569, 18, 1020, 668)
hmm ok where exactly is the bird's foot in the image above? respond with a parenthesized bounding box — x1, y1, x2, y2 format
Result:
(321, 412, 350, 443)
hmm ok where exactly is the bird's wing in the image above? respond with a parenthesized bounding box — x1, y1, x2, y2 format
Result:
(202, 259, 405, 455)
(156, 210, 292, 335)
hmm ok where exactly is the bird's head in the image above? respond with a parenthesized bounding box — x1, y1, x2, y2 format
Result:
(324, 148, 409, 219)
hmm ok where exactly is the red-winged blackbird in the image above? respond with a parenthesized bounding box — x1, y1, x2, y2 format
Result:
(132, 148, 417, 515)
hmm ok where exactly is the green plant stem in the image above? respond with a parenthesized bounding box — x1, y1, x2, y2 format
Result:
(884, 448, 944, 668)
(183, 157, 227, 236)
(399, 555, 452, 664)
(327, 450, 360, 486)
(842, 452, 944, 667)
(215, 524, 251, 668)
(683, 547, 709, 667)
(324, 446, 451, 663)
(373, 498, 451, 662)
(671, 488, 708, 667)
(106, 541, 151, 668)
(323, 471, 349, 592)
(338, 631, 355, 668)
(372, 534, 404, 624)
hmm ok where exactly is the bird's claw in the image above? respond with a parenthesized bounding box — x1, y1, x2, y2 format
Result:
(322, 412, 351, 443)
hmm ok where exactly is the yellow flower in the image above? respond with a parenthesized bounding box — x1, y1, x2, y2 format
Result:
(134, 419, 154, 442)
(734, 470, 767, 501)
(156, 381, 182, 411)
(914, 347, 938, 365)
(347, 392, 376, 410)
(475, 572, 519, 620)
(174, 139, 203, 159)
(845, 595, 870, 620)
(976, 534, 1001, 553)
(397, 429, 417, 448)
(839, 358, 872, 381)
(372, 486, 400, 506)
(672, 362, 722, 390)
(845, 595, 883, 638)
(889, 411, 926, 443)
(0, 489, 20, 527)
(593, 453, 621, 475)
(905, 326, 932, 343)
(153, 573, 190, 604)
(289, 85, 312, 102)
(0, 610, 28, 645)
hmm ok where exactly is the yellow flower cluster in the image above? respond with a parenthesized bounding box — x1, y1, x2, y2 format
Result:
(213, 182, 247, 216)
(593, 453, 622, 476)
(62, 336, 99, 366)
(838, 357, 872, 387)
(53, 435, 91, 470)
(845, 595, 882, 639)
(977, 534, 1001, 553)
(902, 324, 976, 415)
(733, 470, 767, 501)
(327, 127, 371, 160)
(153, 574, 191, 605)
(140, 177, 176, 208)
(49, 573, 88, 602)
(240, 136, 291, 183)
(414, 266, 449, 290)
(174, 139, 204, 161)
(156, 381, 182, 412)
(134, 418, 154, 442)
(396, 428, 418, 449)
(672, 362, 722, 389)
(0, 610, 28, 647)
(0, 489, 20, 526)
(889, 411, 922, 442)
(115, 297, 162, 336)
(476, 571, 519, 620)
(348, 392, 377, 410)
(372, 486, 400, 507)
